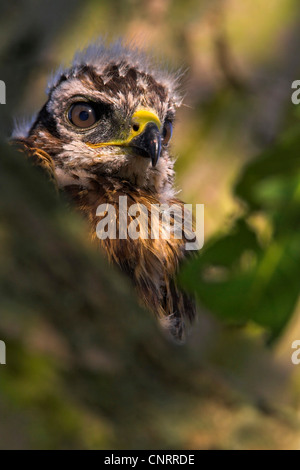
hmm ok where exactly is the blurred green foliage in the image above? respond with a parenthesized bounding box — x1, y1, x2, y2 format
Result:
(180, 123, 300, 340)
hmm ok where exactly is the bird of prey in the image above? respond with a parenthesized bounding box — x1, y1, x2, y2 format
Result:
(13, 40, 196, 341)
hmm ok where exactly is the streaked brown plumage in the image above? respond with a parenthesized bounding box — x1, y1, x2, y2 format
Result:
(13, 40, 196, 341)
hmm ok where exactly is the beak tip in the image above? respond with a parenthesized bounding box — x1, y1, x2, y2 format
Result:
(130, 123, 162, 166)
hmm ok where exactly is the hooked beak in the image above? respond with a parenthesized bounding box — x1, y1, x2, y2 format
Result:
(129, 122, 162, 167)
(86, 109, 162, 167)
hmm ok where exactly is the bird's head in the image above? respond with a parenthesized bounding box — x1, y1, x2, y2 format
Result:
(14, 40, 183, 195)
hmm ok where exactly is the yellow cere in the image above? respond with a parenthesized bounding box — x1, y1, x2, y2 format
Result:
(86, 109, 161, 149)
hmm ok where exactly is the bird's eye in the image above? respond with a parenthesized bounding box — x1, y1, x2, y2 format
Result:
(162, 121, 173, 144)
(68, 102, 97, 128)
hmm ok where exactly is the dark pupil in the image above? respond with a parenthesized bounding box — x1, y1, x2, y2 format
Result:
(79, 110, 90, 121)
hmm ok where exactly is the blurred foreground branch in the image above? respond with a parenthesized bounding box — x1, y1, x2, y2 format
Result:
(0, 142, 299, 449)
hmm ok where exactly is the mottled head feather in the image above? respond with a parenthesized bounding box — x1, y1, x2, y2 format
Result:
(13, 39, 185, 196)
(48, 38, 183, 106)
(11, 114, 37, 139)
